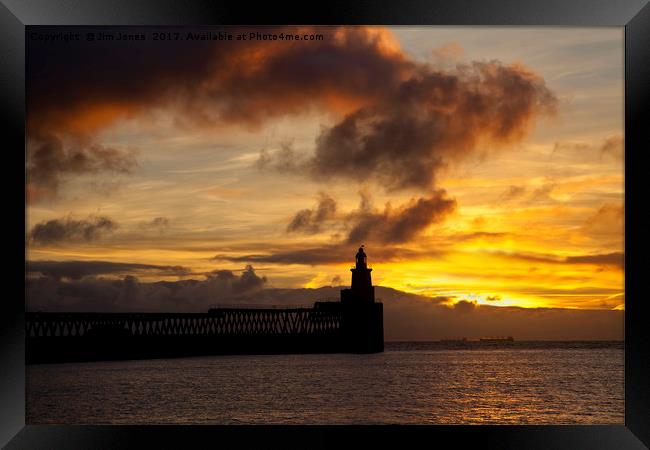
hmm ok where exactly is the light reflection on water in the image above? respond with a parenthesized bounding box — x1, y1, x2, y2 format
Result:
(27, 342, 624, 424)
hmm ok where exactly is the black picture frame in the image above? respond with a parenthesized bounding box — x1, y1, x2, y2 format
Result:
(2, 1, 648, 448)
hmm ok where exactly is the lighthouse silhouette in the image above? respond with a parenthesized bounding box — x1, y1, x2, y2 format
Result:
(338, 246, 383, 352)
(341, 245, 375, 304)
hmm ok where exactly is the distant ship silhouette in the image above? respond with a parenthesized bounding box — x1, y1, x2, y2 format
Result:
(439, 336, 515, 343)
(479, 336, 515, 343)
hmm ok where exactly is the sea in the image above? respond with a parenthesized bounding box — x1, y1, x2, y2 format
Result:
(26, 341, 624, 425)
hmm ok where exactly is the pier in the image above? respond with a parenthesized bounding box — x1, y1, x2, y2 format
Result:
(26, 247, 384, 364)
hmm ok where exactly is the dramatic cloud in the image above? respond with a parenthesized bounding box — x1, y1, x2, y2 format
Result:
(205, 265, 267, 294)
(243, 189, 455, 266)
(26, 135, 137, 202)
(28, 216, 117, 245)
(27, 260, 192, 280)
(285, 189, 456, 244)
(286, 193, 337, 234)
(27, 264, 267, 312)
(452, 299, 478, 314)
(345, 190, 457, 244)
(28, 26, 556, 199)
(27, 26, 410, 199)
(306, 61, 557, 190)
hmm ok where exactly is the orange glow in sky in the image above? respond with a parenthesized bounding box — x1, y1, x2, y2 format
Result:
(26, 27, 624, 313)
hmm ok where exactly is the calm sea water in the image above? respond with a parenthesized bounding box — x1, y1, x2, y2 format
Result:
(26, 341, 624, 424)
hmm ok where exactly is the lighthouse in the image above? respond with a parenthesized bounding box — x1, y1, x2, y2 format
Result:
(341, 246, 376, 304)
(338, 246, 384, 352)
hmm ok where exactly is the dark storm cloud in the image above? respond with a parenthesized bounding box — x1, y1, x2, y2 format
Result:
(284, 189, 456, 247)
(286, 193, 337, 234)
(28, 26, 555, 199)
(27, 265, 267, 312)
(221, 189, 456, 266)
(27, 26, 411, 199)
(452, 300, 478, 313)
(27, 260, 192, 280)
(345, 190, 457, 244)
(206, 265, 267, 294)
(28, 216, 117, 245)
(27, 134, 137, 202)
(306, 61, 557, 190)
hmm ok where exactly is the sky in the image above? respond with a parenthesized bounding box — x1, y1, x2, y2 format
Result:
(25, 26, 624, 336)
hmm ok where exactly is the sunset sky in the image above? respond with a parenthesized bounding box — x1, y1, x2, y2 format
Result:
(26, 26, 624, 317)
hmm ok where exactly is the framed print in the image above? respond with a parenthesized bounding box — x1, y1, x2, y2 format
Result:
(2, 0, 649, 448)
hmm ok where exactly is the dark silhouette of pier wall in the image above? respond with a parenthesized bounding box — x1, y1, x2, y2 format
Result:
(25, 302, 383, 364)
(26, 247, 384, 364)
